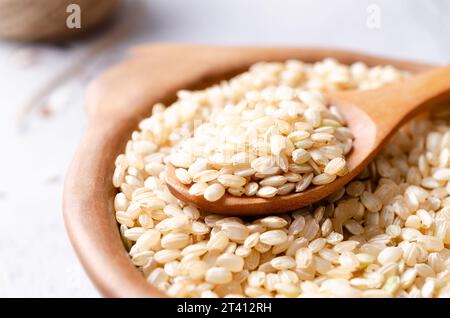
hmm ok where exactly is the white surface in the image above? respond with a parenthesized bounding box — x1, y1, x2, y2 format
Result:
(0, 0, 449, 297)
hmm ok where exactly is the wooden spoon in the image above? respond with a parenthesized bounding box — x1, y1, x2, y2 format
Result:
(166, 65, 450, 216)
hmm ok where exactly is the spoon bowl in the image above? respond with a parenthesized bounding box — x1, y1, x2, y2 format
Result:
(166, 65, 450, 215)
(165, 107, 375, 216)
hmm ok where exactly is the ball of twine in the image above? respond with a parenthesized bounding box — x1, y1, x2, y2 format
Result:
(0, 0, 120, 42)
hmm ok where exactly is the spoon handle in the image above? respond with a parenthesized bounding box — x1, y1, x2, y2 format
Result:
(333, 65, 450, 142)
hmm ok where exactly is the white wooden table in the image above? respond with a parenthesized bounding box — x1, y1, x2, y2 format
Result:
(0, 0, 449, 297)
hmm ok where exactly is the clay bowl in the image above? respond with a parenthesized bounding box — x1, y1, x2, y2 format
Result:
(63, 44, 433, 297)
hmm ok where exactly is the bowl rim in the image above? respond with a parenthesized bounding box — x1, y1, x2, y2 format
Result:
(63, 44, 435, 297)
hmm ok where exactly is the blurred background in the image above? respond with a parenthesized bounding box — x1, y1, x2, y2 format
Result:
(0, 0, 449, 297)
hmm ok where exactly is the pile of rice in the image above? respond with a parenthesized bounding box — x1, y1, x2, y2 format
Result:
(112, 59, 450, 298)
